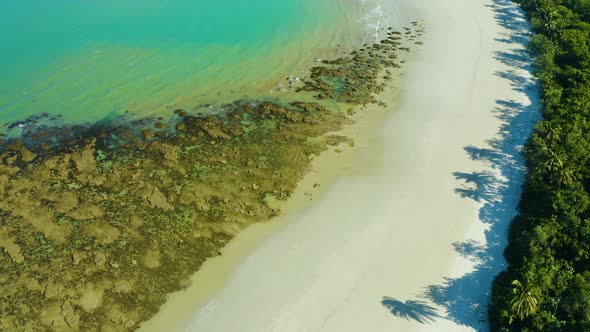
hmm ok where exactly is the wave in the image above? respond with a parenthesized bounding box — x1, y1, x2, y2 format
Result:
(356, 0, 403, 43)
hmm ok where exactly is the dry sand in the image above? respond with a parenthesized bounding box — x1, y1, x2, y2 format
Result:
(141, 0, 541, 331)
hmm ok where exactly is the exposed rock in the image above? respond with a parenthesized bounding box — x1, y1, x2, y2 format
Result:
(175, 122, 187, 131)
(0, 316, 16, 330)
(160, 143, 180, 162)
(78, 284, 104, 313)
(60, 301, 80, 329)
(129, 215, 144, 228)
(174, 109, 188, 117)
(145, 187, 173, 211)
(112, 280, 135, 294)
(93, 252, 107, 267)
(143, 248, 161, 269)
(0, 234, 25, 264)
(25, 277, 43, 292)
(83, 222, 121, 244)
(72, 251, 86, 265)
(142, 129, 155, 140)
(51, 191, 79, 214)
(104, 305, 138, 329)
(67, 202, 104, 221)
(19, 145, 37, 163)
(72, 139, 100, 184)
(11, 206, 71, 244)
(44, 281, 63, 299)
(40, 302, 68, 329)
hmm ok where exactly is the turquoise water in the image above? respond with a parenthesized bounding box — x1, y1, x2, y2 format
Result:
(0, 0, 387, 127)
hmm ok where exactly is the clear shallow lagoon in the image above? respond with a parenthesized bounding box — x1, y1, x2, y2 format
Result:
(0, 0, 392, 126)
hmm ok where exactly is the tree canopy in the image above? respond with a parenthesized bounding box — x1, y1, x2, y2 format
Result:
(490, 0, 590, 331)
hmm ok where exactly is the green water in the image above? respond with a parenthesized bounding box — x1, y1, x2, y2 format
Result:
(0, 0, 387, 126)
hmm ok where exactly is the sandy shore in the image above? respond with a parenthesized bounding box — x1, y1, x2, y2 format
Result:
(141, 0, 540, 331)
(138, 57, 408, 332)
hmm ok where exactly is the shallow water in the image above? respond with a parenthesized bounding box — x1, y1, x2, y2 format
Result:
(0, 0, 394, 127)
(0, 1, 416, 330)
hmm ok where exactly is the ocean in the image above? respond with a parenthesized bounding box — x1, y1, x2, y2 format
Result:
(0, 0, 394, 128)
(0, 1, 411, 330)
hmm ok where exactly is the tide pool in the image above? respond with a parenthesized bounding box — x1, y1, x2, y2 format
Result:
(0, 0, 392, 127)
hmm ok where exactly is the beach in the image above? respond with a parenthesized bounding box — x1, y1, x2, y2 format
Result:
(2, 0, 422, 328)
(0, 0, 541, 330)
(142, 0, 541, 331)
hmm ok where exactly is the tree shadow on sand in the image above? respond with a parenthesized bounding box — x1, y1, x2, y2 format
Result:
(381, 297, 441, 324)
(421, 0, 542, 331)
(453, 171, 506, 203)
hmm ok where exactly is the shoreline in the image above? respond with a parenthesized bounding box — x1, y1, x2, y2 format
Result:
(138, 65, 408, 332)
(169, 0, 541, 331)
(0, 8, 422, 329)
(0, 0, 369, 127)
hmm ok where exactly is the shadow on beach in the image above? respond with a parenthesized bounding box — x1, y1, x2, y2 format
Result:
(422, 0, 541, 330)
(381, 297, 441, 324)
(382, 0, 541, 330)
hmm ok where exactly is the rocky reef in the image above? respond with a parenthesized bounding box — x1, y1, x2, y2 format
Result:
(0, 22, 423, 331)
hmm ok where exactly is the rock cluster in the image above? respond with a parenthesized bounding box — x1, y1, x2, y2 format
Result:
(299, 23, 423, 105)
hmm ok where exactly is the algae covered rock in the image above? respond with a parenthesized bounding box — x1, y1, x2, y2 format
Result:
(144, 186, 173, 211)
(0, 22, 425, 330)
(0, 233, 24, 264)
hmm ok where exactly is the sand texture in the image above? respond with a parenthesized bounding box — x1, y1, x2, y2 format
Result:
(173, 0, 541, 331)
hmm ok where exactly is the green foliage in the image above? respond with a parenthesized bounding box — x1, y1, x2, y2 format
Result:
(490, 0, 590, 331)
(510, 280, 540, 323)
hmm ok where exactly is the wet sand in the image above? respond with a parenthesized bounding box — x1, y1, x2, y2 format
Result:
(142, 0, 540, 331)
(138, 69, 406, 332)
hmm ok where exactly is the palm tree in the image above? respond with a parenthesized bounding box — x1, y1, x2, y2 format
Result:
(541, 147, 563, 173)
(510, 280, 539, 323)
(555, 167, 576, 186)
(544, 123, 563, 146)
(541, 147, 575, 186)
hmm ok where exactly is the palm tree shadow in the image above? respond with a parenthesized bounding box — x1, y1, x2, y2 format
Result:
(381, 297, 441, 324)
(421, 0, 542, 330)
(453, 171, 504, 203)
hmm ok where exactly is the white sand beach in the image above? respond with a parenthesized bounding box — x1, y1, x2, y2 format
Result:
(141, 0, 541, 331)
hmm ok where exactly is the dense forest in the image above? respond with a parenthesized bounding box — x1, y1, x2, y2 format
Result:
(489, 0, 590, 331)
